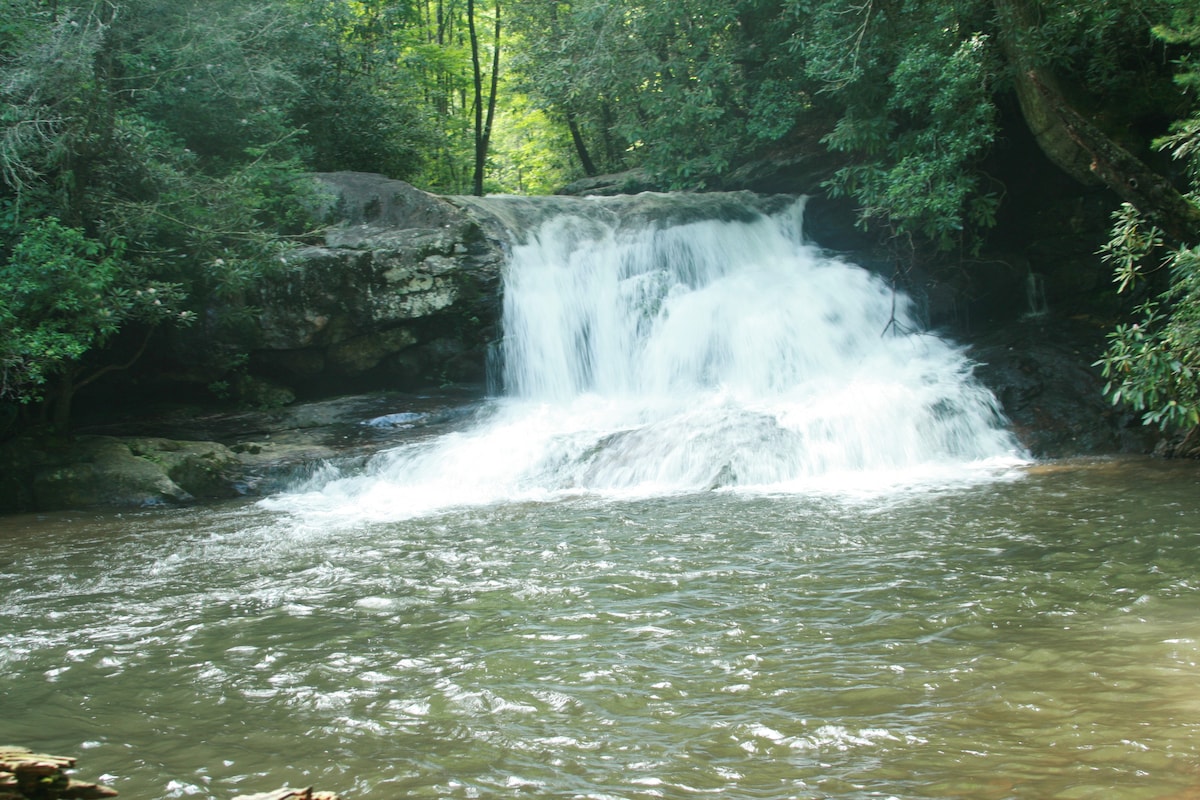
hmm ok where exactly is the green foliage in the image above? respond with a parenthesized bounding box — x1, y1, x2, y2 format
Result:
(288, 0, 436, 181)
(489, 95, 577, 194)
(1097, 5, 1200, 435)
(1097, 245, 1200, 430)
(824, 30, 999, 249)
(0, 0, 393, 425)
(0, 217, 192, 404)
(507, 0, 805, 187)
(512, 0, 1008, 236)
(1099, 203, 1167, 293)
(1016, 0, 1177, 102)
(508, 0, 1192, 254)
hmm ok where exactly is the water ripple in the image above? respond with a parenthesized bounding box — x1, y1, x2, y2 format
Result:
(2, 464, 1200, 798)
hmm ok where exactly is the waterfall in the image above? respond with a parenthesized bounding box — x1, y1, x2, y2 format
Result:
(270, 193, 1026, 521)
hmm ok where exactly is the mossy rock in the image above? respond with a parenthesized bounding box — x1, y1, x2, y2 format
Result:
(0, 436, 244, 513)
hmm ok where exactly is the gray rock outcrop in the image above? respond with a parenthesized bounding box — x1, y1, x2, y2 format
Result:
(249, 172, 504, 394)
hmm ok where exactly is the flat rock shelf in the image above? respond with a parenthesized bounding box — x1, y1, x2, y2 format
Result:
(0, 747, 116, 800)
(0, 748, 340, 800)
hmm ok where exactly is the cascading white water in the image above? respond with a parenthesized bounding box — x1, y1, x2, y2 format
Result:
(271, 194, 1026, 522)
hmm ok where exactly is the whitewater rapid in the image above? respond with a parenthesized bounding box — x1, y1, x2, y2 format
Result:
(265, 194, 1026, 522)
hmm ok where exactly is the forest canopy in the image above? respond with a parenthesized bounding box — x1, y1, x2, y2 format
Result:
(1, 0, 1198, 436)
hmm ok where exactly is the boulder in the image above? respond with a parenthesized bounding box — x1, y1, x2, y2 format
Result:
(0, 436, 243, 513)
(249, 172, 504, 395)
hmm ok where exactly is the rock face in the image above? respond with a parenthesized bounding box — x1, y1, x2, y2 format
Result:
(969, 317, 1156, 458)
(249, 172, 505, 395)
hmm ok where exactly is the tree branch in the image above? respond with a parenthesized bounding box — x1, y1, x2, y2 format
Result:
(73, 324, 156, 394)
(1030, 70, 1200, 245)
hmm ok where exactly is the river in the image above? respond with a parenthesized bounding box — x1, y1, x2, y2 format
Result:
(2, 460, 1200, 800)
(2, 194, 1199, 799)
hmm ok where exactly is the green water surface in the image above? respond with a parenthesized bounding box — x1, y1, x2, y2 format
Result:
(2, 458, 1199, 800)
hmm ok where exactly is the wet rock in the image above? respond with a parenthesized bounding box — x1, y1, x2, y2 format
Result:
(35, 438, 193, 509)
(0, 390, 485, 513)
(248, 173, 503, 395)
(0, 747, 117, 800)
(556, 169, 662, 196)
(230, 375, 297, 409)
(232, 789, 341, 800)
(967, 316, 1157, 458)
(0, 748, 342, 800)
(0, 436, 244, 513)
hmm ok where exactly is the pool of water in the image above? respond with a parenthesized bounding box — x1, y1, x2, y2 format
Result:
(2, 457, 1200, 799)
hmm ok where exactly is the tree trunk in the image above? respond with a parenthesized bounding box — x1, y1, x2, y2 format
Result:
(1029, 71, 1200, 245)
(51, 372, 77, 432)
(992, 0, 1098, 186)
(993, 0, 1200, 245)
(50, 326, 156, 431)
(468, 0, 482, 195)
(566, 113, 598, 176)
(483, 1, 500, 172)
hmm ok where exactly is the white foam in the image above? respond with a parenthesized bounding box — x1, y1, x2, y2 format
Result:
(265, 197, 1026, 524)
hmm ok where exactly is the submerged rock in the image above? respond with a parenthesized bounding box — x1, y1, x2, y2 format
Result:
(232, 788, 341, 800)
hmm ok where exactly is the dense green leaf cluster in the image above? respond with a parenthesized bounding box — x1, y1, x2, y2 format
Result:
(0, 0, 493, 428)
(1097, 6, 1200, 434)
(0, 218, 192, 401)
(0, 1, 292, 422)
(508, 0, 1185, 250)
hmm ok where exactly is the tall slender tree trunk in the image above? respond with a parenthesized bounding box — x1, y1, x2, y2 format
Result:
(51, 374, 77, 432)
(567, 113, 598, 176)
(469, 0, 500, 196)
(483, 2, 500, 167)
(469, 0, 484, 195)
(600, 103, 621, 170)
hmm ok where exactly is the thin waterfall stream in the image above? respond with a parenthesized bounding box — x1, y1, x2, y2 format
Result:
(3, 193, 1200, 800)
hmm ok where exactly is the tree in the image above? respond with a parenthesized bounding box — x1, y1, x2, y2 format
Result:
(0, 0, 339, 429)
(0, 218, 192, 426)
(507, 0, 1187, 249)
(287, 0, 434, 180)
(1095, 4, 1200, 441)
(468, 0, 501, 195)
